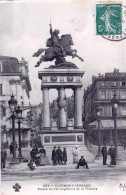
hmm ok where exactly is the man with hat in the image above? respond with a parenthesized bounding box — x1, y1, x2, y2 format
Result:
(62, 148, 67, 165)
(108, 145, 116, 165)
(101, 143, 108, 165)
(77, 156, 89, 169)
(1, 148, 7, 170)
(52, 146, 58, 165)
(56, 146, 63, 165)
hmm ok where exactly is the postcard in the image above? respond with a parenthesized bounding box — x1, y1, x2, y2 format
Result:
(0, 0, 126, 195)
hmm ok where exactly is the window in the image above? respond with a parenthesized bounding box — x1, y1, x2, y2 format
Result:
(101, 106, 111, 116)
(3, 107, 6, 117)
(112, 81, 116, 87)
(122, 106, 126, 111)
(100, 82, 105, 87)
(120, 82, 126, 86)
(121, 106, 126, 115)
(0, 84, 2, 95)
(120, 91, 126, 99)
(109, 90, 116, 99)
(99, 91, 106, 99)
(0, 106, 6, 118)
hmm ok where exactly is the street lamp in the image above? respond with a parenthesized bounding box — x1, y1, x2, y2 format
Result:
(111, 93, 119, 158)
(8, 94, 18, 163)
(96, 104, 102, 158)
(16, 105, 23, 161)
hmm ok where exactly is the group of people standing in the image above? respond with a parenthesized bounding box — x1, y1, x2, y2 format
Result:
(28, 145, 49, 170)
(28, 145, 67, 170)
(101, 144, 116, 165)
(52, 146, 67, 165)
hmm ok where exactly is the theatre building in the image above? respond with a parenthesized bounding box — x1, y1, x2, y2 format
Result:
(83, 69, 126, 145)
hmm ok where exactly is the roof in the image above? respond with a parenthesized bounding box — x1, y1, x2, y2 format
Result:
(0, 56, 20, 73)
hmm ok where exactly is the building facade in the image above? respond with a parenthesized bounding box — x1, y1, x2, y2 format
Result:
(0, 56, 32, 148)
(83, 69, 126, 145)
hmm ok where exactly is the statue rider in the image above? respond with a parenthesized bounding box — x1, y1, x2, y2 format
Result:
(49, 23, 65, 55)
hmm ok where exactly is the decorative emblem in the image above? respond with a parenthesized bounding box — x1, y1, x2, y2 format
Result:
(67, 76, 73, 82)
(50, 76, 57, 82)
(58, 99, 66, 108)
(44, 136, 50, 143)
(13, 183, 21, 192)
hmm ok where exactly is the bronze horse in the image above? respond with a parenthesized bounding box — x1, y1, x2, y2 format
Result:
(33, 34, 84, 67)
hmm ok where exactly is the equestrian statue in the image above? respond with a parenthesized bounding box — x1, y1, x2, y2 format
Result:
(33, 23, 84, 67)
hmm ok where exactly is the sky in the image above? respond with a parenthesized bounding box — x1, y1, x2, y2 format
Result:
(0, 0, 126, 104)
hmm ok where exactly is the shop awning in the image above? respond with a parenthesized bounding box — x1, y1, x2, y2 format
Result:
(88, 119, 126, 130)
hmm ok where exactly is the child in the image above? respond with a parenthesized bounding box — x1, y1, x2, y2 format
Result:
(27, 160, 36, 171)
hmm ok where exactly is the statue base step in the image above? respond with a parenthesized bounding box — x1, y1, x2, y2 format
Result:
(39, 130, 95, 164)
(44, 145, 95, 164)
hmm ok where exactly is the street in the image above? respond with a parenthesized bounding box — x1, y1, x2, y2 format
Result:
(1, 146, 126, 195)
(1, 145, 126, 181)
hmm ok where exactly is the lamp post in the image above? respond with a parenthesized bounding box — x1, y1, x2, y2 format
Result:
(16, 105, 23, 161)
(111, 94, 119, 158)
(8, 94, 18, 163)
(96, 104, 102, 158)
(27, 110, 34, 147)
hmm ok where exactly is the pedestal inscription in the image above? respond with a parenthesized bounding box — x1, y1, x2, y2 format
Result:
(52, 135, 76, 142)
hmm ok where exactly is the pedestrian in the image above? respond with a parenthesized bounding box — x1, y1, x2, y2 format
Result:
(30, 146, 38, 161)
(73, 146, 79, 164)
(123, 141, 126, 150)
(56, 146, 63, 164)
(62, 148, 67, 165)
(101, 144, 107, 165)
(52, 146, 58, 165)
(108, 145, 116, 165)
(77, 156, 89, 169)
(9, 143, 13, 155)
(27, 160, 36, 171)
(39, 146, 48, 166)
(1, 149, 7, 170)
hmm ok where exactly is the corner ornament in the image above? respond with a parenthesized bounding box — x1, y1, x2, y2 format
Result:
(13, 183, 21, 192)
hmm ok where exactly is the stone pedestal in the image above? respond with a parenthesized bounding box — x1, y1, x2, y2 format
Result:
(40, 130, 94, 164)
(38, 66, 95, 163)
(51, 119, 58, 131)
(68, 119, 74, 130)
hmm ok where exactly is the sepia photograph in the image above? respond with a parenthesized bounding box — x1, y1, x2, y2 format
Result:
(0, 0, 126, 194)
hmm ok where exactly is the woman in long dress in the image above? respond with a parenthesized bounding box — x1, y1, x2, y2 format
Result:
(73, 146, 79, 164)
(39, 146, 48, 166)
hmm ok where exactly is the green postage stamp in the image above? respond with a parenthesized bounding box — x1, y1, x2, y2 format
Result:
(96, 4, 122, 35)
